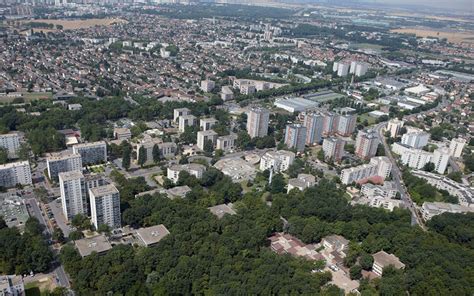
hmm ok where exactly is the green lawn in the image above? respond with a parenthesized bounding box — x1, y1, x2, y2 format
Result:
(358, 113, 377, 126)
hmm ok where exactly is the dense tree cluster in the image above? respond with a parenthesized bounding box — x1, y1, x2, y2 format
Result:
(0, 217, 53, 274)
(402, 170, 458, 205)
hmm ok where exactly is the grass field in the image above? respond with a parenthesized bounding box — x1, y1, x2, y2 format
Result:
(392, 27, 474, 44)
(358, 113, 377, 126)
(0, 92, 52, 103)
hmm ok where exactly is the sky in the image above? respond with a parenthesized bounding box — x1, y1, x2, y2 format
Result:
(369, 0, 473, 11)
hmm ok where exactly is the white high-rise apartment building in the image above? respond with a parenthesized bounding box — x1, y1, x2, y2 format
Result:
(304, 112, 324, 145)
(449, 138, 466, 158)
(401, 127, 429, 149)
(59, 171, 87, 221)
(355, 129, 379, 160)
(260, 150, 295, 172)
(284, 124, 307, 152)
(89, 184, 121, 230)
(336, 114, 357, 137)
(400, 149, 432, 170)
(340, 157, 391, 185)
(0, 133, 20, 159)
(337, 62, 350, 77)
(0, 161, 32, 188)
(351, 62, 368, 77)
(47, 152, 82, 180)
(72, 141, 107, 165)
(247, 107, 270, 138)
(386, 119, 404, 138)
(432, 147, 450, 174)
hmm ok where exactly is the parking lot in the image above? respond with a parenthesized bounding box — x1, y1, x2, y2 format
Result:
(47, 199, 72, 237)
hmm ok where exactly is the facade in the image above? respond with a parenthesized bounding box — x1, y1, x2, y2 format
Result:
(304, 112, 324, 145)
(113, 128, 131, 141)
(336, 114, 357, 137)
(178, 115, 197, 133)
(355, 129, 379, 160)
(197, 130, 218, 150)
(372, 251, 405, 276)
(336, 62, 350, 77)
(401, 127, 429, 149)
(200, 80, 215, 92)
(322, 112, 338, 137)
(72, 141, 107, 165)
(216, 134, 238, 151)
(350, 61, 369, 77)
(59, 171, 87, 221)
(247, 107, 270, 138)
(47, 152, 82, 180)
(400, 147, 432, 169)
(137, 140, 176, 165)
(432, 147, 450, 174)
(173, 108, 190, 122)
(322, 137, 345, 162)
(167, 164, 206, 183)
(89, 184, 121, 230)
(199, 118, 218, 131)
(340, 157, 392, 184)
(259, 150, 295, 172)
(386, 118, 404, 138)
(0, 133, 20, 159)
(0, 161, 32, 188)
(284, 124, 307, 152)
(449, 137, 466, 158)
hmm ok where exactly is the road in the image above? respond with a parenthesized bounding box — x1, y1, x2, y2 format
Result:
(26, 198, 71, 288)
(374, 122, 426, 229)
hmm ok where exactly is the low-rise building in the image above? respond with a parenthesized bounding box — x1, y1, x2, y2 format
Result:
(173, 108, 191, 122)
(74, 234, 113, 257)
(372, 251, 405, 276)
(421, 201, 474, 220)
(361, 182, 397, 199)
(322, 235, 349, 257)
(178, 115, 197, 133)
(167, 164, 206, 183)
(135, 224, 170, 247)
(221, 86, 234, 101)
(216, 134, 238, 151)
(199, 118, 218, 131)
(200, 80, 215, 92)
(113, 128, 132, 141)
(197, 130, 218, 150)
(214, 158, 256, 182)
(287, 174, 316, 193)
(340, 157, 392, 185)
(208, 203, 237, 219)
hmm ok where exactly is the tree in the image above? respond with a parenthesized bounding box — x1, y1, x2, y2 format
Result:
(68, 230, 84, 241)
(52, 228, 65, 244)
(359, 253, 374, 270)
(0, 147, 8, 164)
(269, 173, 285, 194)
(236, 131, 253, 150)
(317, 149, 325, 161)
(138, 146, 147, 167)
(97, 224, 111, 235)
(18, 143, 31, 161)
(122, 144, 131, 170)
(447, 171, 462, 183)
(203, 139, 214, 154)
(349, 264, 362, 280)
(422, 162, 435, 172)
(152, 144, 160, 163)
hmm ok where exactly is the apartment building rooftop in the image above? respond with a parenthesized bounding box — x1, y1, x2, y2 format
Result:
(89, 184, 119, 196)
(58, 170, 84, 181)
(75, 234, 113, 257)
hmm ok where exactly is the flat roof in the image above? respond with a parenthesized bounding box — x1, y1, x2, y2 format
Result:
(373, 251, 405, 269)
(58, 170, 84, 181)
(90, 184, 119, 197)
(136, 224, 170, 246)
(208, 203, 237, 219)
(75, 234, 112, 257)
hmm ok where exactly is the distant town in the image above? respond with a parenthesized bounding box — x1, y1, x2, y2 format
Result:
(0, 1, 473, 295)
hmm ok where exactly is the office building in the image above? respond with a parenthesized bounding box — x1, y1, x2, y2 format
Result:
(89, 184, 121, 230)
(304, 112, 324, 145)
(178, 115, 197, 133)
(386, 118, 404, 138)
(340, 157, 391, 184)
(197, 130, 218, 150)
(47, 152, 82, 180)
(216, 134, 238, 151)
(173, 108, 190, 122)
(336, 114, 357, 137)
(113, 128, 131, 141)
(260, 150, 295, 172)
(449, 138, 466, 158)
(0, 161, 32, 188)
(59, 171, 87, 221)
(401, 127, 429, 149)
(284, 124, 307, 152)
(167, 164, 206, 183)
(0, 133, 20, 159)
(247, 107, 270, 138)
(73, 141, 107, 165)
(200, 80, 215, 92)
(355, 129, 379, 159)
(322, 137, 345, 162)
(432, 147, 450, 174)
(199, 118, 218, 131)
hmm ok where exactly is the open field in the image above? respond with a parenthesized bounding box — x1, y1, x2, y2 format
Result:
(0, 92, 52, 103)
(20, 18, 127, 31)
(392, 27, 474, 44)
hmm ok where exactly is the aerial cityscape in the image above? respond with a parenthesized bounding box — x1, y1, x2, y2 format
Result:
(0, 0, 473, 295)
